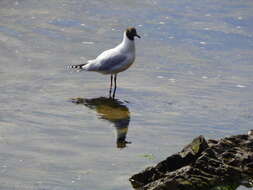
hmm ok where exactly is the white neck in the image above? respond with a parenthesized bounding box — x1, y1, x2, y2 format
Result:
(119, 31, 135, 52)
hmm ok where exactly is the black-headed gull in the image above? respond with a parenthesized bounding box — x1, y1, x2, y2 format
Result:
(69, 27, 140, 98)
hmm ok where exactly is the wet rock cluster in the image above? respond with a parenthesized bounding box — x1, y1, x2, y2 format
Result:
(130, 133, 253, 190)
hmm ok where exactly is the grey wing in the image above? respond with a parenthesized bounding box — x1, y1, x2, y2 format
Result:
(98, 54, 127, 72)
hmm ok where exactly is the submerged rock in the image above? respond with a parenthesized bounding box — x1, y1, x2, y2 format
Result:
(130, 133, 253, 190)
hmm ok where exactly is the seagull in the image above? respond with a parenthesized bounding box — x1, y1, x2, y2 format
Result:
(69, 27, 140, 99)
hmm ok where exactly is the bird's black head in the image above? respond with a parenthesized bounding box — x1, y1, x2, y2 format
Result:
(126, 27, 141, 41)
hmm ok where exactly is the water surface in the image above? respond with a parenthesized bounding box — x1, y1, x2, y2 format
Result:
(0, 0, 253, 189)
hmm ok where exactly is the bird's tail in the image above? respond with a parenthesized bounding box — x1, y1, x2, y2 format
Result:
(67, 63, 87, 72)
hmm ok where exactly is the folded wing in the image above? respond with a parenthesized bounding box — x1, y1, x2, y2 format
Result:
(97, 54, 128, 73)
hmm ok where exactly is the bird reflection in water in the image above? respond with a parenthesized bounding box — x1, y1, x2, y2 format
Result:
(72, 97, 131, 148)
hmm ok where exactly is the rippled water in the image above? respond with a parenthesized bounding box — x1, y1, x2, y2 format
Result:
(0, 0, 253, 189)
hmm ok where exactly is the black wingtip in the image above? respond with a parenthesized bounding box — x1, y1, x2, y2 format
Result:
(67, 64, 86, 69)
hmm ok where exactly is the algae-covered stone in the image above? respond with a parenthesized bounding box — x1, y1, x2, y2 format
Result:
(130, 133, 253, 190)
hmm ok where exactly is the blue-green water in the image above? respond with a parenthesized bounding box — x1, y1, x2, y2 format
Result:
(0, 0, 253, 189)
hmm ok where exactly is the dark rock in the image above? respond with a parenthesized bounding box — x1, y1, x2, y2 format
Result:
(130, 133, 253, 190)
(130, 136, 208, 188)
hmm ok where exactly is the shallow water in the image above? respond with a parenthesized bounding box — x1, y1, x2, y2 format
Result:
(0, 0, 253, 189)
